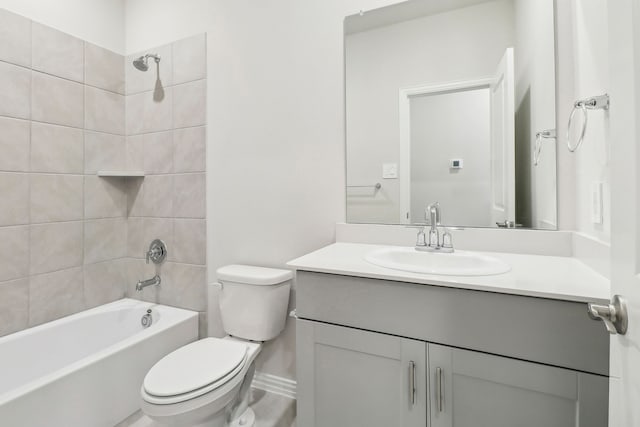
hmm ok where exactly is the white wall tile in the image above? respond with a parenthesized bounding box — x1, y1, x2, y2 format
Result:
(0, 117, 29, 172)
(159, 262, 206, 311)
(0, 9, 31, 68)
(85, 42, 125, 94)
(173, 173, 205, 218)
(173, 79, 206, 128)
(127, 217, 144, 258)
(84, 218, 126, 264)
(174, 126, 206, 173)
(126, 87, 173, 135)
(172, 219, 205, 265)
(29, 267, 84, 326)
(84, 175, 127, 219)
(143, 175, 173, 217)
(0, 173, 29, 226)
(144, 131, 173, 173)
(32, 72, 84, 128)
(83, 259, 125, 308)
(84, 131, 126, 173)
(0, 278, 29, 336)
(0, 61, 30, 119)
(126, 134, 145, 171)
(30, 174, 83, 223)
(31, 22, 84, 82)
(172, 34, 206, 85)
(85, 86, 125, 134)
(30, 221, 83, 275)
(125, 178, 145, 217)
(0, 226, 29, 282)
(31, 122, 84, 173)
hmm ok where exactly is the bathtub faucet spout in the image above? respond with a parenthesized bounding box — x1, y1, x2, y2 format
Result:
(136, 275, 161, 292)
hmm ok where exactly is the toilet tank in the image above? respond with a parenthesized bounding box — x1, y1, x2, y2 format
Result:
(217, 265, 293, 342)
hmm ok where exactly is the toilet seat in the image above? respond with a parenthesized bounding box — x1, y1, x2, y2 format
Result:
(143, 338, 249, 405)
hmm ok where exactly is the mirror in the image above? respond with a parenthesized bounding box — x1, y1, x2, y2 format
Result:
(345, 0, 557, 229)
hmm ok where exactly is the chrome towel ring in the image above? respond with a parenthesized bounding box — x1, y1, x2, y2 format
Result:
(567, 94, 609, 152)
(534, 129, 556, 166)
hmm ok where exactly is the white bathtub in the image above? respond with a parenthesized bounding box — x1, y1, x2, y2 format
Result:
(0, 298, 199, 427)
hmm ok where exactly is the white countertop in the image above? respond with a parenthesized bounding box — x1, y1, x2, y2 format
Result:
(287, 242, 610, 304)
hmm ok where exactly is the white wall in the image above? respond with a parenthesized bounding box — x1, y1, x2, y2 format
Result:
(0, 0, 125, 53)
(122, 0, 594, 383)
(345, 0, 515, 224)
(513, 0, 557, 229)
(571, 0, 610, 242)
(125, 0, 403, 381)
(410, 89, 492, 226)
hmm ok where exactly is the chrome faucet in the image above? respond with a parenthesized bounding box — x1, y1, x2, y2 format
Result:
(136, 275, 161, 292)
(415, 202, 454, 253)
(136, 239, 167, 292)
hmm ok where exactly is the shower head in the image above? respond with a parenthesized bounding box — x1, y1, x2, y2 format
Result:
(132, 53, 160, 72)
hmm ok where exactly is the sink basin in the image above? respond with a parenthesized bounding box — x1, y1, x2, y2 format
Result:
(364, 247, 511, 276)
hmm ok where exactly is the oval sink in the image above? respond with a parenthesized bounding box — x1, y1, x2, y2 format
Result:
(364, 247, 511, 276)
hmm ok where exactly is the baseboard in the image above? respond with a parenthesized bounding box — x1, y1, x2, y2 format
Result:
(252, 372, 297, 400)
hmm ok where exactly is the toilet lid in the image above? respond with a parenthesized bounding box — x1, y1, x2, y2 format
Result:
(143, 338, 248, 397)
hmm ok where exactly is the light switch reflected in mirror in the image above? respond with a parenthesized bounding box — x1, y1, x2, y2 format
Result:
(345, 0, 557, 230)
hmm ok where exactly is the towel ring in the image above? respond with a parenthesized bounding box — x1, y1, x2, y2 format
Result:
(567, 103, 588, 152)
(534, 129, 556, 166)
(567, 94, 609, 153)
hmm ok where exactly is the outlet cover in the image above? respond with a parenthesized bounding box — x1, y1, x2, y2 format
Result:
(382, 163, 398, 179)
(591, 182, 603, 224)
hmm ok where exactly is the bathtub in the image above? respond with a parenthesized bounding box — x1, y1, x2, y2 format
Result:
(0, 298, 199, 427)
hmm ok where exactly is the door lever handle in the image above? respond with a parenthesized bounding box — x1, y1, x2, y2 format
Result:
(588, 295, 628, 335)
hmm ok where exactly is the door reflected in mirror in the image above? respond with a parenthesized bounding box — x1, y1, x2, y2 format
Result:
(345, 0, 557, 229)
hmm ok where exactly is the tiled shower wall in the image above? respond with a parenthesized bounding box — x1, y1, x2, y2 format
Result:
(123, 35, 208, 332)
(0, 8, 207, 337)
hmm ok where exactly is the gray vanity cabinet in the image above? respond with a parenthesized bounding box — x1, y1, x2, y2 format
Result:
(295, 271, 610, 427)
(296, 319, 427, 427)
(428, 344, 608, 427)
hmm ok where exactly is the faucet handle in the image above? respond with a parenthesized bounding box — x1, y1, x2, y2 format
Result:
(145, 239, 167, 265)
(415, 227, 426, 246)
(441, 229, 453, 249)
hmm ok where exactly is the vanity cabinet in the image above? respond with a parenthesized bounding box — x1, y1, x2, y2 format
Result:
(428, 344, 608, 427)
(295, 271, 610, 427)
(297, 320, 607, 427)
(296, 319, 426, 427)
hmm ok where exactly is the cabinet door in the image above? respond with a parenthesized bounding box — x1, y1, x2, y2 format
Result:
(297, 319, 427, 427)
(429, 344, 608, 427)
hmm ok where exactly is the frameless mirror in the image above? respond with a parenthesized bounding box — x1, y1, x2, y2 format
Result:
(345, 0, 558, 229)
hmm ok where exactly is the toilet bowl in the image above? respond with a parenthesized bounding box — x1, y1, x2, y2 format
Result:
(140, 265, 293, 427)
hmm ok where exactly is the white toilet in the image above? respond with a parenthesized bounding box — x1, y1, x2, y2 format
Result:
(140, 265, 293, 427)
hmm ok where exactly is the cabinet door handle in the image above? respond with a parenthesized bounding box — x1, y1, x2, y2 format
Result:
(436, 367, 444, 412)
(408, 361, 416, 406)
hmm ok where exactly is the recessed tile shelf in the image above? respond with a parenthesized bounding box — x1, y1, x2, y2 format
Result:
(96, 171, 145, 178)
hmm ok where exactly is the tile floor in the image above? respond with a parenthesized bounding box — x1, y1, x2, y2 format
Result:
(115, 389, 296, 427)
